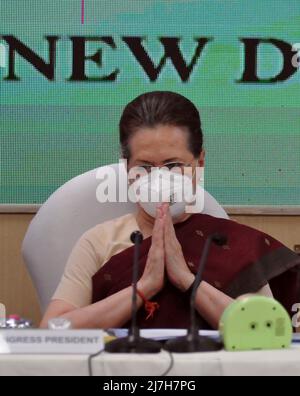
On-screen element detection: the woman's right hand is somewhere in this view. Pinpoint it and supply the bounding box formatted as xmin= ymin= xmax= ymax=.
xmin=138 ymin=205 xmax=165 ymax=299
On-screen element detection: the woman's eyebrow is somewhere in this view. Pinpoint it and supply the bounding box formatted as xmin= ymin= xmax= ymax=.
xmin=134 ymin=158 xmax=182 ymax=165
xmin=134 ymin=160 xmax=154 ymax=165
xmin=162 ymin=158 xmax=182 ymax=163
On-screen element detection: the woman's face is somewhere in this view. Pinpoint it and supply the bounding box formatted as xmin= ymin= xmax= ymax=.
xmin=127 ymin=124 xmax=205 ymax=222
xmin=127 ymin=124 xmax=204 ymax=173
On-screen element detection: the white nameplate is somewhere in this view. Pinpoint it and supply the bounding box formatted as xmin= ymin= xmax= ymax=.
xmin=0 ymin=329 xmax=104 ymax=354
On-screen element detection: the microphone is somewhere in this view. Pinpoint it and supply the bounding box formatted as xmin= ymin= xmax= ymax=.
xmin=105 ymin=231 xmax=161 ymax=353
xmin=164 ymin=233 xmax=227 ymax=353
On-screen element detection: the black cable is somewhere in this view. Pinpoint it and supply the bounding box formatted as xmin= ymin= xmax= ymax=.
xmin=88 ymin=344 xmax=174 ymax=376
xmin=160 ymin=349 xmax=175 ymax=376
xmin=87 ymin=348 xmax=105 ymax=377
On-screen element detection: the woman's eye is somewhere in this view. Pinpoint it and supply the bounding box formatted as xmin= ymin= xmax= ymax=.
xmin=166 ymin=163 xmax=183 ymax=170
xmin=138 ymin=165 xmax=152 ymax=173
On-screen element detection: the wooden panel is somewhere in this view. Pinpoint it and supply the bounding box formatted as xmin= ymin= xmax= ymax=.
xmin=231 ymin=215 xmax=300 ymax=251
xmin=0 ymin=214 xmax=41 ymax=326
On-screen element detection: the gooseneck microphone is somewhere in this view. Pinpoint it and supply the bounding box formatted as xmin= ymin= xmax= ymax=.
xmin=105 ymin=231 xmax=161 ymax=353
xmin=164 ymin=233 xmax=227 ymax=353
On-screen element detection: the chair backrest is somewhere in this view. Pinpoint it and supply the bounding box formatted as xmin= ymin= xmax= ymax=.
xmin=22 ymin=163 xmax=229 ymax=312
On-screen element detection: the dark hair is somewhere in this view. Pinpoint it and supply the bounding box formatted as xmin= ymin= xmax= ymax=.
xmin=119 ymin=91 xmax=203 ymax=159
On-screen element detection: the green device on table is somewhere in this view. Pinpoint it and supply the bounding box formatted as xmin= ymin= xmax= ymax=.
xmin=219 ymin=296 xmax=292 ymax=351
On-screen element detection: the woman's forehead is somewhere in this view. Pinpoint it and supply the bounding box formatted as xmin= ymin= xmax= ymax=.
xmin=129 ymin=125 xmax=190 ymax=158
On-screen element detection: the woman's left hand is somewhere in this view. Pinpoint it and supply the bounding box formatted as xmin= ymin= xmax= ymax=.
xmin=162 ymin=203 xmax=195 ymax=291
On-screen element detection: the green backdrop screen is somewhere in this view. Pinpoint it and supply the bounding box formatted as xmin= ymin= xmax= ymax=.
xmin=1 ymin=0 xmax=300 ymax=205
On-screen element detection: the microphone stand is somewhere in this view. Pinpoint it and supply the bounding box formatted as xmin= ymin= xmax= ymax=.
xmin=164 ymin=233 xmax=227 ymax=353
xmin=105 ymin=231 xmax=161 ymax=353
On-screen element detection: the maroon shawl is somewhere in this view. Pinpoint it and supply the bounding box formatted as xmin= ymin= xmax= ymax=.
xmin=92 ymin=214 xmax=300 ymax=329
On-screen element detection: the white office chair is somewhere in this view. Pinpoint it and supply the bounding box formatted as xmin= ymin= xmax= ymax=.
xmin=22 ymin=163 xmax=229 ymax=312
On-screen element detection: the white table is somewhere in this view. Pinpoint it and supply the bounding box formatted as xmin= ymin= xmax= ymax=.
xmin=0 ymin=346 xmax=300 ymax=376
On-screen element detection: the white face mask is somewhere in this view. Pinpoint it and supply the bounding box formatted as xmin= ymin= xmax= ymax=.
xmin=130 ymin=167 xmax=204 ymax=219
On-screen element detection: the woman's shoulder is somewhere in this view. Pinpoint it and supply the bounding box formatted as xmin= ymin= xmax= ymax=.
xmin=193 ymin=213 xmax=284 ymax=248
xmin=79 ymin=212 xmax=138 ymax=245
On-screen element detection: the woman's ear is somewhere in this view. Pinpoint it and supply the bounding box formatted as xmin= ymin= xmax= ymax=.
xmin=198 ymin=150 xmax=205 ymax=167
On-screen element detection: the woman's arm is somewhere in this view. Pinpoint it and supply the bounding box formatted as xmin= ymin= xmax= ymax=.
xmin=194 ymin=282 xmax=274 ymax=330
xmin=194 ymin=281 xmax=233 ymax=329
xmin=40 ymin=279 xmax=152 ymax=329
xmin=181 ymin=272 xmax=273 ymax=330
xmin=177 ymin=271 xmax=233 ymax=330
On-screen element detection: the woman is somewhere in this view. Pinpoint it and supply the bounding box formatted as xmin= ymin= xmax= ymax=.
xmin=41 ymin=91 xmax=300 ymax=330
